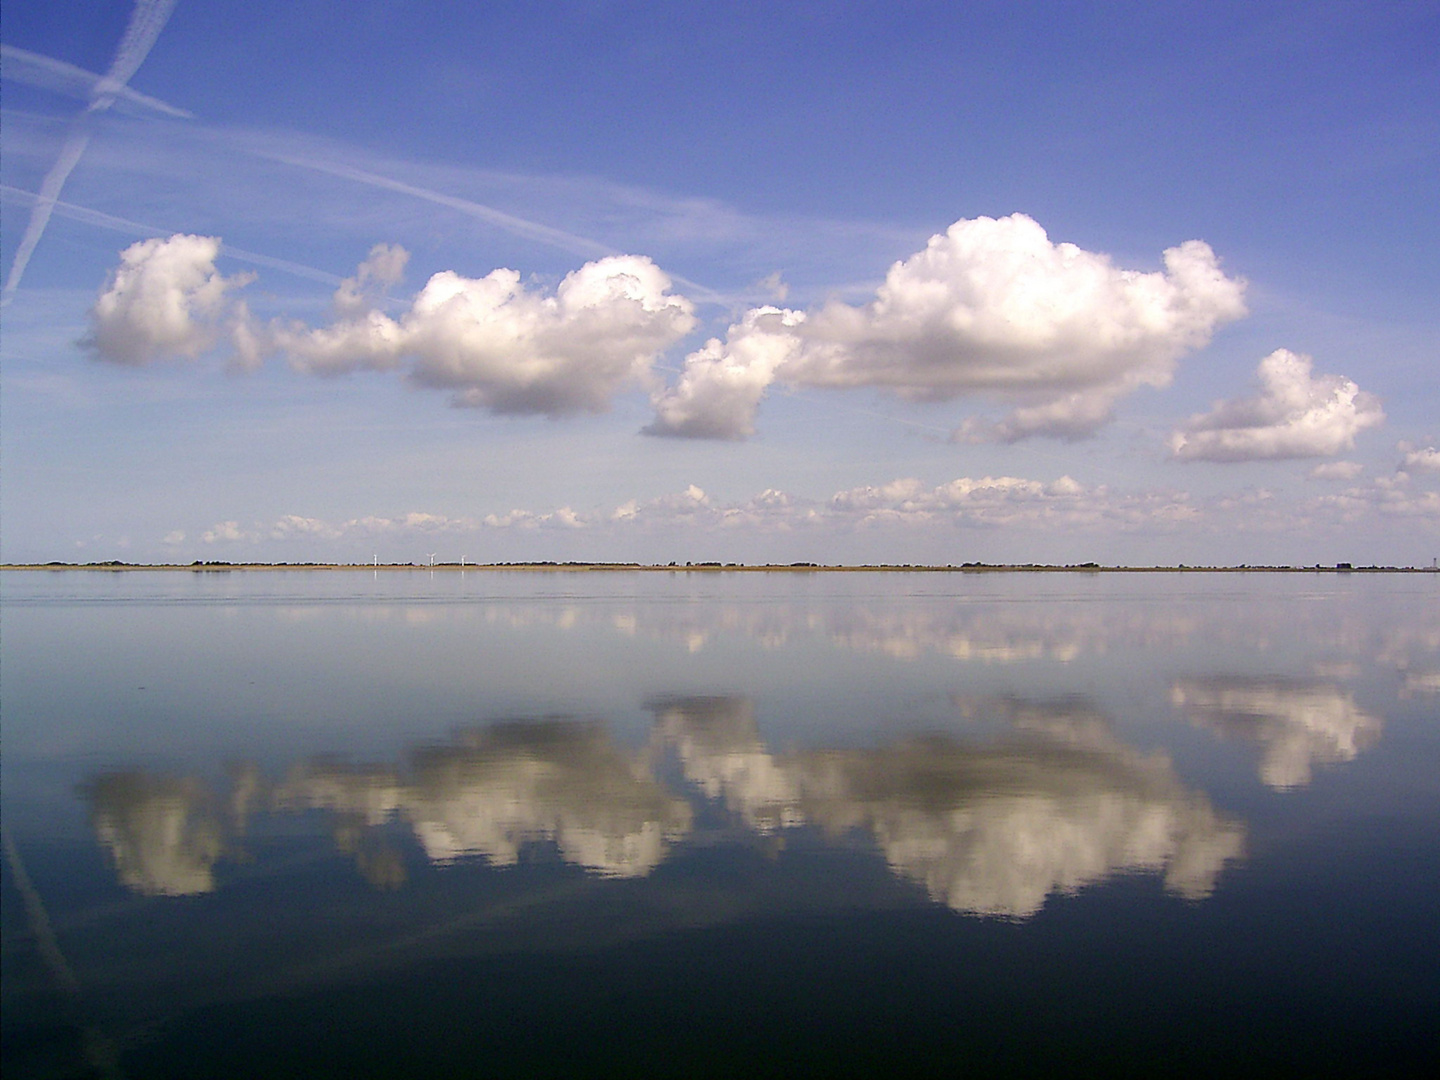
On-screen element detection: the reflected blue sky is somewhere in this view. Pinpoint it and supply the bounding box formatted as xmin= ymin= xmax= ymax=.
xmin=3 ymin=570 xmax=1437 ymax=1076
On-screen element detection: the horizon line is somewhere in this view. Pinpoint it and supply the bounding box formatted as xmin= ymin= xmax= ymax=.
xmin=3 ymin=560 xmax=1434 ymax=574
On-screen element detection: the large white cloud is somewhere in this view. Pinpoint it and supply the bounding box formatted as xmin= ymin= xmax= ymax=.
xmin=90 ymin=220 xmax=1245 ymax=431
xmin=650 ymin=214 xmax=1246 ymax=440
xmin=86 ymin=234 xmax=254 ymax=365
xmin=279 ymin=251 xmax=696 ymax=415
xmin=1170 ymin=349 xmax=1385 ymax=462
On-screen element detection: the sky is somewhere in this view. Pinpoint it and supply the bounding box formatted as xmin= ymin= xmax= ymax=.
xmin=1 ymin=0 xmax=1436 ymax=566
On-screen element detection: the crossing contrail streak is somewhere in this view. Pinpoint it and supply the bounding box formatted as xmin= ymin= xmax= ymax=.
xmin=1 ymin=44 xmax=193 ymax=118
xmin=256 ymin=148 xmax=726 ymax=304
xmin=2 ymin=0 xmax=181 ymax=307
xmin=0 ymin=184 xmax=345 ymax=286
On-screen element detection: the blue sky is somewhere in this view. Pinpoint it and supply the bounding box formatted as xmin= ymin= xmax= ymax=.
xmin=2 ymin=0 xmax=1436 ymax=565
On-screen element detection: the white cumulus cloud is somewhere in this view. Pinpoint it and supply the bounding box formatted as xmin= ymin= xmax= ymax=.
xmin=331 ymin=242 xmax=409 ymax=319
xmin=647 ymin=306 xmax=806 ymax=438
xmin=86 ymin=234 xmax=254 ymax=365
xmin=651 ymin=214 xmax=1246 ymax=440
xmin=1399 ymin=444 xmax=1440 ymax=474
xmin=201 ymin=520 xmax=253 ymax=544
xmin=1170 ymin=349 xmax=1385 ymax=462
xmin=88 ymin=237 xmax=695 ymax=417
xmin=1308 ymin=461 xmax=1365 ymax=481
xmin=827 ymin=474 xmax=1198 ymax=530
xmin=278 ymin=251 xmax=697 ymax=415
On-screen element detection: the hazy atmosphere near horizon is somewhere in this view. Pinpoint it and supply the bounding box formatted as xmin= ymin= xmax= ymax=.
xmin=2 ymin=0 xmax=1436 ymax=567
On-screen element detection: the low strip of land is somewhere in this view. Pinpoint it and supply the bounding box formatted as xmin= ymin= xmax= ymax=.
xmin=2 ymin=561 xmax=1434 ymax=573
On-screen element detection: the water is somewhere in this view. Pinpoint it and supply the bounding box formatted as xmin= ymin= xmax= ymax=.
xmin=2 ymin=569 xmax=1437 ymax=1077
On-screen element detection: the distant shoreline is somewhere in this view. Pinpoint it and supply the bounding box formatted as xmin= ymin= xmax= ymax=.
xmin=3 ymin=561 xmax=1435 ymax=574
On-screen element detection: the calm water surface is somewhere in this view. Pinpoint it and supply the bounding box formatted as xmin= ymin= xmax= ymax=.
xmin=2 ymin=570 xmax=1437 ymax=1077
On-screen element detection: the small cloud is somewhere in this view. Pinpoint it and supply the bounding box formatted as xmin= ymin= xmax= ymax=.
xmin=270 ymin=515 xmax=339 ymax=541
xmin=400 ymin=511 xmax=459 ymax=531
xmin=1399 ymin=444 xmax=1440 ymax=474
xmin=952 ymin=392 xmax=1125 ymax=444
xmin=85 ymin=234 xmax=255 ymax=365
xmin=1170 ymin=349 xmax=1384 ymax=462
xmin=161 ymin=530 xmax=186 ymax=545
xmin=482 ymin=507 xmax=591 ymax=530
xmin=757 ymin=271 xmax=789 ymax=302
xmin=1308 ymin=461 xmax=1364 ymax=481
xmin=201 ymin=520 xmax=251 ymax=544
xmin=646 ymin=307 xmax=806 ymax=439
xmin=331 ymin=243 xmax=408 ymax=319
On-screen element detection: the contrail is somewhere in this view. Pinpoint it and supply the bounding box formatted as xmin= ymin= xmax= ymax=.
xmin=2 ymin=825 xmax=126 ymax=1078
xmin=1 ymin=43 xmax=193 ymax=118
xmin=255 ymin=148 xmax=727 ymax=304
xmin=2 ymin=0 xmax=181 ymax=307
xmin=260 ymin=151 xmax=617 ymax=261
xmin=0 ymin=184 xmax=345 ymax=286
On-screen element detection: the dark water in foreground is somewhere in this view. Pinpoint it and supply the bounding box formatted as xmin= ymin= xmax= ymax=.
xmin=2 ymin=570 xmax=1437 ymax=1077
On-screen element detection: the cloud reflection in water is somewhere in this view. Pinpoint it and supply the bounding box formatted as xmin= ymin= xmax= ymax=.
xmin=82 ymin=773 xmax=224 ymax=896
xmin=83 ymin=700 xmax=1247 ymax=916
xmin=275 ymin=721 xmax=694 ymax=879
xmin=654 ymin=696 xmax=1246 ymax=918
xmin=1171 ymin=678 xmax=1383 ymax=789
